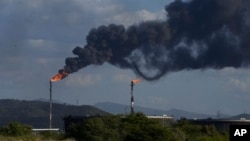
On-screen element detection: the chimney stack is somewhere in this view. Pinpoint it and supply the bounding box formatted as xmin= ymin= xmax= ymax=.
xmin=130 ymin=81 xmax=134 ymax=114
xmin=49 ymin=81 xmax=52 ymax=129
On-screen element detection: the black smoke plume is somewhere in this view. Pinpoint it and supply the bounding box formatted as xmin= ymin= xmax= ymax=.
xmin=59 ymin=0 xmax=250 ymax=81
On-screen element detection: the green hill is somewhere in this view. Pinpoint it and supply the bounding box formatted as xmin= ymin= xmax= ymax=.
xmin=0 ymin=99 xmax=109 ymax=129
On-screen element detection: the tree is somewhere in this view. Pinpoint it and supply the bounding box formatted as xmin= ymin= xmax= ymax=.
xmin=67 ymin=113 xmax=228 ymax=141
xmin=0 ymin=122 xmax=32 ymax=136
xmin=67 ymin=116 xmax=122 ymax=141
xmin=172 ymin=119 xmax=229 ymax=141
xmin=67 ymin=113 xmax=175 ymax=141
xmin=120 ymin=113 xmax=176 ymax=141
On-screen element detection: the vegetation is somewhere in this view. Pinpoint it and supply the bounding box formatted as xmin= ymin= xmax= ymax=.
xmin=0 ymin=122 xmax=72 ymax=141
xmin=67 ymin=113 xmax=229 ymax=141
xmin=0 ymin=99 xmax=109 ymax=129
xmin=0 ymin=113 xmax=229 ymax=141
xmin=0 ymin=121 xmax=32 ymax=137
xmin=171 ymin=119 xmax=228 ymax=141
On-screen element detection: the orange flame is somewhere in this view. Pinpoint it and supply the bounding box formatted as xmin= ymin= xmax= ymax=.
xmin=50 ymin=70 xmax=68 ymax=82
xmin=132 ymin=79 xmax=141 ymax=84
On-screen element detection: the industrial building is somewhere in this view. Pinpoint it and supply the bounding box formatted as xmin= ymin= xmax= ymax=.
xmin=189 ymin=115 xmax=250 ymax=132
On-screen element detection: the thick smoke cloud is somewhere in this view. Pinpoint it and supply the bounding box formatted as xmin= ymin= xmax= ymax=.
xmin=60 ymin=0 xmax=250 ymax=81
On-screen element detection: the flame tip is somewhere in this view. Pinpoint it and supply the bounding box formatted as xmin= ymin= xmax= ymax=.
xmin=50 ymin=70 xmax=69 ymax=82
xmin=131 ymin=78 xmax=141 ymax=84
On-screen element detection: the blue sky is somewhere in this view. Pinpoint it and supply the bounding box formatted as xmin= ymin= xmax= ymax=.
xmin=1 ymin=0 xmax=250 ymax=116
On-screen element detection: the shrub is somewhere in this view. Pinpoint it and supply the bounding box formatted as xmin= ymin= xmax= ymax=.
xmin=0 ymin=122 xmax=32 ymax=137
xmin=39 ymin=130 xmax=65 ymax=140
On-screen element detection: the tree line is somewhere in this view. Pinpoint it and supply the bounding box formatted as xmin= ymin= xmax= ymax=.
xmin=66 ymin=113 xmax=229 ymax=141
xmin=0 ymin=113 xmax=229 ymax=141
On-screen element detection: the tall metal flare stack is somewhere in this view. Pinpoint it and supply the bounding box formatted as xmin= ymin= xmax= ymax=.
xmin=49 ymin=71 xmax=68 ymax=129
xmin=49 ymin=81 xmax=52 ymax=129
xmin=130 ymin=81 xmax=135 ymax=114
xmin=130 ymin=79 xmax=141 ymax=114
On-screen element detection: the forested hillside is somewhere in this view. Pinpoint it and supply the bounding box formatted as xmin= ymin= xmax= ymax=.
xmin=0 ymin=99 xmax=109 ymax=129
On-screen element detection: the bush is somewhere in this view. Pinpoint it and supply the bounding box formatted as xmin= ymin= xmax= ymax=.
xmin=0 ymin=122 xmax=32 ymax=137
xmin=66 ymin=113 xmax=229 ymax=141
xmin=67 ymin=113 xmax=177 ymax=141
xmin=39 ymin=130 xmax=65 ymax=140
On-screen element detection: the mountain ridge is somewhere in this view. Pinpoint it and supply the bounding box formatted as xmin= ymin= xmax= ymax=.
xmin=94 ymin=102 xmax=228 ymax=119
xmin=0 ymin=99 xmax=109 ymax=129
xmin=1 ymin=99 xmax=247 ymax=130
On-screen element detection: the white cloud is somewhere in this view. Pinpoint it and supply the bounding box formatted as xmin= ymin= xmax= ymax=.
xmin=36 ymin=58 xmax=49 ymax=65
xmin=226 ymin=78 xmax=250 ymax=92
xmin=27 ymin=39 xmax=45 ymax=47
xmin=64 ymin=73 xmax=102 ymax=87
xmin=148 ymin=96 xmax=168 ymax=106
xmin=105 ymin=9 xmax=166 ymax=26
xmin=112 ymin=73 xmax=132 ymax=83
xmin=218 ymin=67 xmax=250 ymax=75
xmin=74 ymin=0 xmax=123 ymax=16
